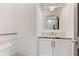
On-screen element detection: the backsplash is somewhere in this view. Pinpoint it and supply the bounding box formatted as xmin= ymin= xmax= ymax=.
xmin=40 ymin=31 xmax=65 ymax=37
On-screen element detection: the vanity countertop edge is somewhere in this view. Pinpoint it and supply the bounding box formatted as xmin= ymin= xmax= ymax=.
xmin=38 ymin=36 xmax=73 ymax=40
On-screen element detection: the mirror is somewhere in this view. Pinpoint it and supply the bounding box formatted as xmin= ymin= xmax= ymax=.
xmin=44 ymin=15 xmax=59 ymax=30
xmin=41 ymin=3 xmax=64 ymax=30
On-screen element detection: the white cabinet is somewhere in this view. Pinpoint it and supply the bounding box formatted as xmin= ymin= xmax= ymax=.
xmin=38 ymin=39 xmax=53 ymax=56
xmin=54 ymin=39 xmax=72 ymax=56
xmin=38 ymin=38 xmax=73 ymax=56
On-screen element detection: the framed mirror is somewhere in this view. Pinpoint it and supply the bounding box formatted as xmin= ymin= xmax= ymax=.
xmin=39 ymin=3 xmax=65 ymax=31
xmin=44 ymin=15 xmax=59 ymax=30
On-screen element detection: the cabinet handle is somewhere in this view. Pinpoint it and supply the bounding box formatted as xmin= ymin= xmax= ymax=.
xmin=51 ymin=41 xmax=55 ymax=47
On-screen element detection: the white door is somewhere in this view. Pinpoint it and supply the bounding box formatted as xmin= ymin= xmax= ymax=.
xmin=54 ymin=39 xmax=72 ymax=56
xmin=38 ymin=39 xmax=54 ymax=56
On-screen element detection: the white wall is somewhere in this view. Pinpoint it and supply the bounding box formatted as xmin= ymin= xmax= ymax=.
xmin=59 ymin=4 xmax=75 ymax=55
xmin=0 ymin=4 xmax=17 ymax=55
xmin=0 ymin=3 xmax=37 ymax=56
xmin=0 ymin=3 xmax=16 ymax=33
xmin=60 ymin=3 xmax=75 ymax=38
xmin=16 ymin=4 xmax=37 ymax=56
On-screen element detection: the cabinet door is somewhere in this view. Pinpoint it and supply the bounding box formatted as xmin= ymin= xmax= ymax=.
xmin=54 ymin=39 xmax=72 ymax=56
xmin=38 ymin=39 xmax=54 ymax=56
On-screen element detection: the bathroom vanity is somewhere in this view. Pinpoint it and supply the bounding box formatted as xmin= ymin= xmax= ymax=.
xmin=37 ymin=37 xmax=73 ymax=56
xmin=36 ymin=3 xmax=76 ymax=56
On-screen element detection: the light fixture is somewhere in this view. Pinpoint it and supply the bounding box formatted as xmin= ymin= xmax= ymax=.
xmin=49 ymin=8 xmax=55 ymax=11
xmin=48 ymin=20 xmax=52 ymax=23
xmin=49 ymin=6 xmax=56 ymax=11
